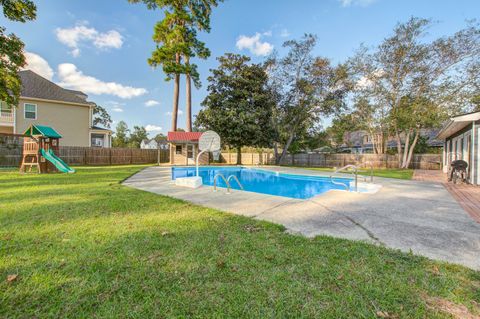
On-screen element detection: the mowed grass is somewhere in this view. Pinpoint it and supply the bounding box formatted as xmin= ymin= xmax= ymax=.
xmin=296 ymin=167 xmax=415 ymax=180
xmin=1 ymin=166 xmax=479 ymax=318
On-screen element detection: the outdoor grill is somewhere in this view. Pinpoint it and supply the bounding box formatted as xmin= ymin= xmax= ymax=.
xmin=449 ymin=160 xmax=468 ymax=183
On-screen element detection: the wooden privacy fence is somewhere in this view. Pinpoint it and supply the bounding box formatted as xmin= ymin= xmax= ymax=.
xmin=58 ymin=146 xmax=169 ymax=166
xmin=275 ymin=153 xmax=442 ymax=170
xmin=0 ymin=139 xmax=169 ymax=167
xmin=217 ymin=152 xmax=275 ymax=166
xmin=1 ymin=133 xmax=441 ymax=169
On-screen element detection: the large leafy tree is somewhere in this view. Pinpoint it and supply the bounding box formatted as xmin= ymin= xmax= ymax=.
xmin=0 ymin=0 xmax=36 ymax=106
xmin=267 ymin=34 xmax=351 ymax=164
xmin=195 ymin=54 xmax=276 ymax=164
xmin=350 ymin=18 xmax=480 ymax=168
xmin=92 ymin=104 xmax=112 ymax=128
xmin=128 ymin=126 xmax=148 ymax=148
xmin=112 ymin=121 xmax=130 ymax=148
xmin=129 ymin=0 xmax=220 ymax=132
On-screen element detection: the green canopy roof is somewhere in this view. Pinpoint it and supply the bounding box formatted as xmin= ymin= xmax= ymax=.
xmin=23 ymin=125 xmax=62 ymax=138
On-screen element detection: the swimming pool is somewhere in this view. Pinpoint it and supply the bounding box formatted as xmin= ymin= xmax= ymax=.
xmin=171 ymin=166 xmax=352 ymax=199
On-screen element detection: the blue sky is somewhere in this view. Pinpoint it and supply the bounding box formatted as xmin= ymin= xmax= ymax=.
xmin=2 ymin=0 xmax=479 ymax=136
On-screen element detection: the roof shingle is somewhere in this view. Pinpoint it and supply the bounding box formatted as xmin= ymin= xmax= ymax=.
xmin=19 ymin=70 xmax=90 ymax=105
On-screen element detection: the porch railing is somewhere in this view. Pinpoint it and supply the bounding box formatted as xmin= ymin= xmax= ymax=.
xmin=0 ymin=111 xmax=14 ymax=124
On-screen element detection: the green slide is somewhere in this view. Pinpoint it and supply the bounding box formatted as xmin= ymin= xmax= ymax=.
xmin=41 ymin=148 xmax=75 ymax=173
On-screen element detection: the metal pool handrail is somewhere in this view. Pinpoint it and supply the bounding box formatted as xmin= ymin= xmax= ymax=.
xmin=227 ymin=175 xmax=244 ymax=190
xmin=213 ymin=173 xmax=231 ymax=193
xmin=330 ymin=164 xmax=358 ymax=191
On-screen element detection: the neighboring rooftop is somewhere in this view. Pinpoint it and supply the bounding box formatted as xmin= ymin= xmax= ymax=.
xmin=19 ymin=70 xmax=90 ymax=105
xmin=167 ymin=131 xmax=203 ymax=142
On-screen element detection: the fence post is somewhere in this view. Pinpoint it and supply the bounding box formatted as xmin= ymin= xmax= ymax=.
xmin=130 ymin=148 xmax=133 ymax=164
xmin=109 ymin=148 xmax=112 ymax=165
xmin=84 ymin=148 xmax=87 ymax=165
xmin=157 ymin=148 xmax=160 ymax=166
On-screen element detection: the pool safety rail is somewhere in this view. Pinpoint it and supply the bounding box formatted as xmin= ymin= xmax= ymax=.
xmin=213 ymin=173 xmax=244 ymax=193
xmin=330 ymin=163 xmax=374 ymax=192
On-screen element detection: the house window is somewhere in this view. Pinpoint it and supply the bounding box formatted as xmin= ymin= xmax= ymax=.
xmin=91 ymin=134 xmax=105 ymax=147
xmin=24 ymin=103 xmax=37 ymax=119
xmin=187 ymin=145 xmax=193 ymax=159
xmin=175 ymin=145 xmax=182 ymax=154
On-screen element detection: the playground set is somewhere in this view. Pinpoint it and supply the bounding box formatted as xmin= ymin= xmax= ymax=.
xmin=20 ymin=124 xmax=75 ymax=174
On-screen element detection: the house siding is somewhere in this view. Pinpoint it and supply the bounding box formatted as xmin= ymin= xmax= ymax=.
xmin=169 ymin=142 xmax=208 ymax=165
xmin=16 ymin=98 xmax=91 ymax=147
xmin=444 ymin=120 xmax=480 ymax=185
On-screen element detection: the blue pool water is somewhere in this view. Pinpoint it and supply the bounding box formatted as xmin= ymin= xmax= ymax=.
xmin=171 ymin=166 xmax=352 ymax=199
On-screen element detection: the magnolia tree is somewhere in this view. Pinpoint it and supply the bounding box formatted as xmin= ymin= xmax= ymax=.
xmin=349 ymin=17 xmax=480 ymax=168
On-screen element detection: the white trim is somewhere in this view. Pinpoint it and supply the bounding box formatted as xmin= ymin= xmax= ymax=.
xmin=20 ymin=96 xmax=91 ymax=107
xmin=24 ymin=103 xmax=37 ymax=120
xmin=472 ymin=121 xmax=476 ymax=183
xmin=13 ymin=107 xmax=16 ymax=133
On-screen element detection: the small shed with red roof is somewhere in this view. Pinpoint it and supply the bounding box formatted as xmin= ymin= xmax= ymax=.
xmin=167 ymin=131 xmax=208 ymax=165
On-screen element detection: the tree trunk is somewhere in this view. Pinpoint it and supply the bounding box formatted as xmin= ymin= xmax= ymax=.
xmin=236 ymin=146 xmax=242 ymax=165
xmin=403 ymin=130 xmax=419 ymax=169
xmin=185 ymin=56 xmax=192 ymax=132
xmin=273 ymin=142 xmax=279 ymax=165
xmin=395 ymin=131 xmax=403 ymax=168
xmin=402 ymin=130 xmax=411 ymax=167
xmin=171 ymin=53 xmax=181 ymax=132
xmin=278 ymin=133 xmax=295 ymax=165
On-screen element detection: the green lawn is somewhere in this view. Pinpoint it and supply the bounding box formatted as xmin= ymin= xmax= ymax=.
xmin=1 ymin=166 xmax=478 ymax=318
xmin=294 ymin=167 xmax=415 ymax=180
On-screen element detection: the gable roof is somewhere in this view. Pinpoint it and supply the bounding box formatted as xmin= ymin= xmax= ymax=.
xmin=167 ymin=131 xmax=203 ymax=142
xmin=437 ymin=111 xmax=480 ymax=139
xmin=24 ymin=124 xmax=62 ymax=138
xmin=19 ymin=70 xmax=91 ymax=106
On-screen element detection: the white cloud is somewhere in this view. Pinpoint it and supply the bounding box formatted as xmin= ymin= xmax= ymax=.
xmin=112 ymin=107 xmax=124 ymax=112
xmin=262 ymin=30 xmax=272 ymax=37
xmin=338 ymin=0 xmax=377 ymax=7
xmin=145 ymin=124 xmax=162 ymax=132
xmin=165 ymin=110 xmax=184 ymax=116
xmin=280 ymin=28 xmax=291 ymax=38
xmin=55 ymin=21 xmax=123 ymax=57
xmin=57 ymin=63 xmax=147 ymax=99
xmin=23 ymin=52 xmax=54 ymax=80
xmin=236 ymin=33 xmax=273 ymax=56
xmin=145 ymin=99 xmax=160 ymax=107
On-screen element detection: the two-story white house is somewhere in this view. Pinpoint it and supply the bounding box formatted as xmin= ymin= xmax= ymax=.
xmin=0 ymin=70 xmax=112 ymax=147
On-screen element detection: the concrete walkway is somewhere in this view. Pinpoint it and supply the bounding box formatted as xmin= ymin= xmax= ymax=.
xmin=123 ymin=166 xmax=480 ymax=270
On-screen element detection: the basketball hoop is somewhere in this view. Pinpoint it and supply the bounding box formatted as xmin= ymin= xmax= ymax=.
xmin=212 ymin=150 xmax=221 ymax=161
xmin=196 ymin=131 xmax=221 ymax=176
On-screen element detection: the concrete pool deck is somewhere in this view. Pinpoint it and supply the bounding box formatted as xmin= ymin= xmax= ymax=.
xmin=123 ymin=166 xmax=480 ymax=270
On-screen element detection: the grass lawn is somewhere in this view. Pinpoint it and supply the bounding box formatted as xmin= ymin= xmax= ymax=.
xmin=294 ymin=167 xmax=415 ymax=180
xmin=1 ymin=166 xmax=478 ymax=318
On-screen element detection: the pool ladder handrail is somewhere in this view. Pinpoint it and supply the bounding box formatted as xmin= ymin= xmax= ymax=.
xmin=330 ymin=164 xmax=358 ymax=192
xmin=213 ymin=173 xmax=231 ymax=193
xmin=227 ymin=175 xmax=244 ymax=190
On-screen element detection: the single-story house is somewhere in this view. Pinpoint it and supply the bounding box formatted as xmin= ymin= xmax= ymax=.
xmin=0 ymin=70 xmax=112 ymax=147
xmin=140 ymin=138 xmax=169 ymax=150
xmin=167 ymin=131 xmax=209 ymax=165
xmin=338 ymin=129 xmax=443 ymax=154
xmin=437 ymin=111 xmax=480 ymax=185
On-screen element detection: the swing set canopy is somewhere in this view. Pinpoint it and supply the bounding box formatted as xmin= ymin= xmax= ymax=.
xmin=23 ymin=124 xmax=62 ymax=139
